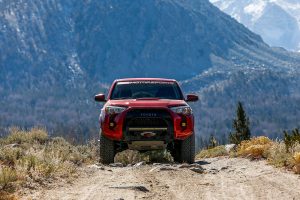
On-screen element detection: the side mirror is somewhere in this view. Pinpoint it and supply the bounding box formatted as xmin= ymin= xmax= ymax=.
xmin=186 ymin=94 xmax=199 ymax=102
xmin=95 ymin=94 xmax=106 ymax=102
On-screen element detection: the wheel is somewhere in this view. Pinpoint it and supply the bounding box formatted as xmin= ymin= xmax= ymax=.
xmin=99 ymin=134 xmax=115 ymax=164
xmin=173 ymin=134 xmax=195 ymax=164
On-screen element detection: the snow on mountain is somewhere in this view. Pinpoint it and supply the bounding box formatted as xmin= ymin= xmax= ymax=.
xmin=1 ymin=0 xmax=300 ymax=142
xmin=210 ymin=0 xmax=300 ymax=51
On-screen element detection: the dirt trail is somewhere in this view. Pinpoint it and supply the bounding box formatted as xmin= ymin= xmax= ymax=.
xmin=22 ymin=157 xmax=300 ymax=200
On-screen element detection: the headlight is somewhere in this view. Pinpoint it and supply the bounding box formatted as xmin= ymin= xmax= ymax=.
xmin=105 ymin=106 xmax=126 ymax=115
xmin=170 ymin=106 xmax=192 ymax=115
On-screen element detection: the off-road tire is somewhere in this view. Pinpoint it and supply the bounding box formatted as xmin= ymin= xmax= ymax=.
xmin=99 ymin=134 xmax=115 ymax=164
xmin=174 ymin=134 xmax=195 ymax=163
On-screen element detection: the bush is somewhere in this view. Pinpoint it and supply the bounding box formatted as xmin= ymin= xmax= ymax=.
xmin=266 ymin=142 xmax=293 ymax=167
xmin=0 ymin=147 xmax=24 ymax=167
xmin=196 ymin=146 xmax=228 ymax=159
xmin=1 ymin=127 xmax=48 ymax=145
xmin=143 ymin=150 xmax=173 ymax=163
xmin=114 ymin=150 xmax=143 ymax=165
xmin=237 ymin=136 xmax=273 ymax=158
xmin=0 ymin=191 xmax=17 ymax=200
xmin=0 ymin=128 xmax=98 ymax=195
xmin=292 ymin=152 xmax=300 ymax=174
xmin=0 ymin=167 xmax=17 ymax=190
xmin=283 ymin=128 xmax=300 ymax=152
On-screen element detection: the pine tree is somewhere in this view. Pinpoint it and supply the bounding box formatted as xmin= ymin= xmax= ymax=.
xmin=229 ymin=102 xmax=251 ymax=144
xmin=208 ymin=134 xmax=218 ymax=149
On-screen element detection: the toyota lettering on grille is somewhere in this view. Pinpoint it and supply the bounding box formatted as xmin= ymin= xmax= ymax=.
xmin=140 ymin=113 xmax=157 ymax=117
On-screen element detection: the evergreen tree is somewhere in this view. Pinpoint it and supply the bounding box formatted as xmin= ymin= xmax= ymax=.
xmin=229 ymin=102 xmax=251 ymax=144
xmin=208 ymin=134 xmax=218 ymax=149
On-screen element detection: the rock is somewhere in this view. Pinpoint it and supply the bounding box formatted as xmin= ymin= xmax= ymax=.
xmin=225 ymin=144 xmax=237 ymax=153
xmin=109 ymin=185 xmax=149 ymax=192
xmin=189 ymin=163 xmax=202 ymax=168
xmin=89 ymin=164 xmax=105 ymax=170
xmin=177 ymin=164 xmax=191 ymax=168
xmin=134 ymin=161 xmax=146 ymax=167
xmin=109 ymin=163 xmax=124 ymax=167
xmin=221 ymin=166 xmax=228 ymax=170
xmin=159 ymin=166 xmax=177 ymax=171
xmin=4 ymin=143 xmax=20 ymax=148
xmin=153 ymin=163 xmax=162 ymax=166
xmin=149 ymin=166 xmax=160 ymax=172
xmin=190 ymin=167 xmax=205 ymax=174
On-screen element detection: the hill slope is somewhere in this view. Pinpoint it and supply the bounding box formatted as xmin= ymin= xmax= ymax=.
xmin=0 ymin=0 xmax=300 ymax=144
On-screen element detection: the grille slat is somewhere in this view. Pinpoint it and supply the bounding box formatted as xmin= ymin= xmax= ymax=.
xmin=123 ymin=109 xmax=173 ymax=141
xmin=127 ymin=117 xmax=167 ymax=128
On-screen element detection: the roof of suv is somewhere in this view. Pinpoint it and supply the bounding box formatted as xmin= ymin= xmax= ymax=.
xmin=116 ymin=78 xmax=177 ymax=82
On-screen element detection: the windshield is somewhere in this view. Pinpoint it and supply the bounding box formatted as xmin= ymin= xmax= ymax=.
xmin=110 ymin=81 xmax=183 ymax=100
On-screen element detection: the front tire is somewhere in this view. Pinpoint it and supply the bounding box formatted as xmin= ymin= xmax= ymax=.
xmin=100 ymin=134 xmax=115 ymax=164
xmin=173 ymin=134 xmax=195 ymax=164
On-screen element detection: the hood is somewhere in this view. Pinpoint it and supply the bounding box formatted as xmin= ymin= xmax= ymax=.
xmin=107 ymin=99 xmax=187 ymax=108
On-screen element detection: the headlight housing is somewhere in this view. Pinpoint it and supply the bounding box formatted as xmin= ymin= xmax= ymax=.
xmin=170 ymin=106 xmax=192 ymax=115
xmin=105 ymin=106 xmax=126 ymax=115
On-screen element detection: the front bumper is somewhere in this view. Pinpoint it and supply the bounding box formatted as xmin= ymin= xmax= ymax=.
xmin=100 ymin=107 xmax=194 ymax=141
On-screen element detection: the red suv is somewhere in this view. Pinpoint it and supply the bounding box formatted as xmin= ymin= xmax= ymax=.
xmin=95 ymin=78 xmax=198 ymax=164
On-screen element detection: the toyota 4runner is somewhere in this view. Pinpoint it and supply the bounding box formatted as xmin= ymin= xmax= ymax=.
xmin=95 ymin=78 xmax=198 ymax=164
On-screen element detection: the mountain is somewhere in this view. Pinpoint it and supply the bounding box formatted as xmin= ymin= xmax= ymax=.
xmin=210 ymin=0 xmax=300 ymax=51
xmin=0 ymin=0 xmax=300 ymax=146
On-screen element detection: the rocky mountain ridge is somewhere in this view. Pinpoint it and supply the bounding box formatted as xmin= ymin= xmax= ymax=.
xmin=0 ymin=0 xmax=299 ymax=145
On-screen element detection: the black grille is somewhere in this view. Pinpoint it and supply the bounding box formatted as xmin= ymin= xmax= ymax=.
xmin=124 ymin=109 xmax=173 ymax=141
xmin=127 ymin=117 xmax=167 ymax=127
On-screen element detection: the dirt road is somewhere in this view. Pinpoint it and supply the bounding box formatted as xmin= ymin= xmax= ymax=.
xmin=23 ymin=157 xmax=300 ymax=200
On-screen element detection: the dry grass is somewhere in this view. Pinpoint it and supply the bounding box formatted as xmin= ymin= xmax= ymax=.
xmin=266 ymin=142 xmax=293 ymax=167
xmin=0 ymin=167 xmax=17 ymax=190
xmin=196 ymin=136 xmax=300 ymax=175
xmin=0 ymin=128 xmax=97 ymax=194
xmin=237 ymin=136 xmax=273 ymax=158
xmin=292 ymin=152 xmax=300 ymax=174
xmin=196 ymin=146 xmax=228 ymax=159
xmin=236 ymin=136 xmax=300 ymax=174
xmin=0 ymin=191 xmax=18 ymax=200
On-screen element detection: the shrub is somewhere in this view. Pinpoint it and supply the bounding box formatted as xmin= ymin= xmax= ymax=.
xmin=0 ymin=191 xmax=17 ymax=200
xmin=196 ymin=146 xmax=228 ymax=159
xmin=0 ymin=147 xmax=24 ymax=167
xmin=2 ymin=127 xmax=48 ymax=145
xmin=292 ymin=152 xmax=300 ymax=174
xmin=237 ymin=136 xmax=273 ymax=158
xmin=142 ymin=150 xmax=173 ymax=163
xmin=266 ymin=142 xmax=293 ymax=167
xmin=114 ymin=150 xmax=144 ymax=165
xmin=283 ymin=128 xmax=300 ymax=152
xmin=0 ymin=167 xmax=17 ymax=190
xmin=0 ymin=127 xmax=98 ymax=195
xmin=3 ymin=127 xmax=27 ymax=145
xmin=27 ymin=128 xmax=48 ymax=144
